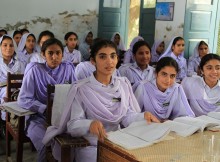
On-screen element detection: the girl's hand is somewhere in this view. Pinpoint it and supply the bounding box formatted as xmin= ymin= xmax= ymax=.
xmin=89 ymin=120 xmax=107 ymax=142
xmin=144 ymin=112 xmax=160 ymax=124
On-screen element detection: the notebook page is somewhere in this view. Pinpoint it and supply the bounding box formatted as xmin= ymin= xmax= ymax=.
xmin=164 ymin=120 xmax=199 ymax=137
xmin=107 ymin=131 xmax=152 ymax=150
xmin=120 ymin=121 xmax=171 ymax=143
xmin=207 ymin=112 xmax=220 ymax=120
xmin=173 ymin=116 xmax=218 ymax=132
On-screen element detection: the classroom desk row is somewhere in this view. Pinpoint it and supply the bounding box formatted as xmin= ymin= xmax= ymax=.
xmin=97 ymin=131 xmax=220 ymax=162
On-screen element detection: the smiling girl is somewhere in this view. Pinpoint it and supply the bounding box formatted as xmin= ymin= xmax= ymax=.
xmin=182 ymin=54 xmax=220 ymax=116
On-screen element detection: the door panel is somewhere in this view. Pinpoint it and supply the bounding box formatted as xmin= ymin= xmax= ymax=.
xmin=183 ymin=0 xmax=220 ymax=58
xmin=139 ymin=0 xmax=156 ymax=46
xmin=98 ymin=0 xmax=129 ymax=44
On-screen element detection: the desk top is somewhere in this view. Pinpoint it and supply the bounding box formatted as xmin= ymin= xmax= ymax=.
xmin=99 ymin=131 xmax=220 ymax=162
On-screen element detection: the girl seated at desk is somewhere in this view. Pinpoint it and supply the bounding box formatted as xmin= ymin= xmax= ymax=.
xmin=119 ymin=40 xmax=155 ymax=86
xmin=42 ymin=39 xmax=160 ymax=162
xmin=182 ymin=54 xmax=220 ymax=116
xmin=18 ymin=38 xmax=76 ymax=162
xmin=134 ymin=57 xmax=195 ymax=121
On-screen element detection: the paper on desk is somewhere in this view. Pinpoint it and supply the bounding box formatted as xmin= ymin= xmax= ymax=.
xmin=2 ymin=101 xmax=35 ymax=116
xmin=164 ymin=120 xmax=199 ymax=137
xmin=207 ymin=112 xmax=220 ymax=120
xmin=108 ymin=131 xmax=153 ymax=150
xmin=107 ymin=121 xmax=171 ymax=150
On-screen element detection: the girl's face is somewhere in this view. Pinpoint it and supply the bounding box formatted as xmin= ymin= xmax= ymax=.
xmin=156 ymin=66 xmax=177 ymax=92
xmin=202 ymin=59 xmax=220 ymax=87
xmin=198 ymin=44 xmax=208 ymax=58
xmin=156 ymin=42 xmax=165 ymax=55
xmin=39 ymin=35 xmax=51 ymax=47
xmin=25 ymin=35 xmax=36 ymax=51
xmin=85 ymin=33 xmax=93 ymax=45
xmin=134 ymin=45 xmax=151 ymax=67
xmin=66 ymin=34 xmax=77 ymax=49
xmin=114 ymin=34 xmax=120 ymax=45
xmin=13 ymin=33 xmax=22 ymax=46
xmin=91 ymin=46 xmax=118 ymax=77
xmin=1 ymin=38 xmax=15 ymax=58
xmin=43 ymin=44 xmax=63 ymax=69
xmin=172 ymin=40 xmax=185 ymax=56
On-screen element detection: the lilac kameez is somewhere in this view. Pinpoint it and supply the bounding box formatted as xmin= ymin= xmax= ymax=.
xmin=63 ymin=46 xmax=82 ymax=64
xmin=119 ymin=62 xmax=155 ymax=85
xmin=159 ymin=37 xmax=187 ymax=81
xmin=181 ymin=76 xmax=220 ymax=116
xmin=42 ymin=75 xmax=144 ymax=162
xmin=17 ymin=61 xmax=76 ymax=162
xmin=134 ymin=79 xmax=195 ymax=120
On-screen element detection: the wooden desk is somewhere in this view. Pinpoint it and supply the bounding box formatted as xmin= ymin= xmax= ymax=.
xmin=97 ymin=131 xmax=220 ymax=162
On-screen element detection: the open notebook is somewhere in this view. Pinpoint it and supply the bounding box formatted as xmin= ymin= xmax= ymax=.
xmin=164 ymin=115 xmax=220 ymax=137
xmin=107 ymin=121 xmax=171 ymax=150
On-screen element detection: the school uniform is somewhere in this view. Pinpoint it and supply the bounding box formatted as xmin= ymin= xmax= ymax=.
xmin=181 ymin=76 xmax=220 ymax=116
xmin=151 ymin=40 xmax=163 ymax=63
xmin=29 ymin=52 xmax=45 ymax=63
xmin=123 ymin=36 xmax=144 ymax=64
xmin=187 ymin=42 xmax=210 ymax=76
xmin=134 ymin=79 xmax=195 ymax=120
xmin=17 ymin=61 xmax=76 ymax=162
xmin=63 ymin=46 xmax=81 ymax=63
xmin=42 ymin=74 xmax=144 ymax=162
xmin=78 ymin=31 xmax=92 ymax=61
xmin=0 ymin=35 xmax=24 ymax=120
xmin=110 ymin=32 xmax=126 ymax=51
xmin=16 ymin=33 xmax=38 ymax=67
xmin=159 ymin=37 xmax=187 ymax=81
xmin=119 ymin=62 xmax=155 ymax=85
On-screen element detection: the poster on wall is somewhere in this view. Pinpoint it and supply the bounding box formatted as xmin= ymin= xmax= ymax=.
xmin=155 ymin=2 xmax=175 ymax=21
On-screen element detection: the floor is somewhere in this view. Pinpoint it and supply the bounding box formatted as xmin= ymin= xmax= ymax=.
xmin=0 ymin=137 xmax=37 ymax=162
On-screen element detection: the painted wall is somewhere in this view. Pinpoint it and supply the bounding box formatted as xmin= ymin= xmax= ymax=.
xmin=155 ymin=0 xmax=186 ymax=48
xmin=0 ymin=0 xmax=186 ymax=47
xmin=0 ymin=0 xmax=99 ymax=43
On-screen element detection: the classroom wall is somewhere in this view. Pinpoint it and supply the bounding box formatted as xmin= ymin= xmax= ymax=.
xmin=0 ymin=0 xmax=99 ymax=43
xmin=0 ymin=0 xmax=186 ymax=46
xmin=155 ymin=0 xmax=186 ymax=48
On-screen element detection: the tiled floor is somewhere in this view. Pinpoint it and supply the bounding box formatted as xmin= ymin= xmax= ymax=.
xmin=0 ymin=137 xmax=37 ymax=162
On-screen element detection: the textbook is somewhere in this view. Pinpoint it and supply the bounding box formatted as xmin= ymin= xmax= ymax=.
xmin=164 ymin=116 xmax=219 ymax=137
xmin=207 ymin=112 xmax=220 ymax=120
xmin=107 ymin=121 xmax=171 ymax=150
xmin=2 ymin=101 xmax=35 ymax=116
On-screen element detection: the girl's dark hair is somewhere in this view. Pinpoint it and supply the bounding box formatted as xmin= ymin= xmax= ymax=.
xmin=20 ymin=28 xmax=29 ymax=35
xmin=28 ymin=33 xmax=36 ymax=41
xmin=64 ymin=32 xmax=78 ymax=49
xmin=90 ymin=39 xmax=118 ymax=60
xmin=0 ymin=29 xmax=7 ymax=34
xmin=198 ymin=40 xmax=208 ymax=48
xmin=172 ymin=36 xmax=184 ymax=46
xmin=41 ymin=38 xmax=64 ymax=55
xmin=1 ymin=35 xmax=12 ymax=44
xmin=132 ymin=40 xmax=151 ymax=55
xmin=64 ymin=32 xmax=78 ymax=41
xmin=13 ymin=30 xmax=22 ymax=37
xmin=156 ymin=57 xmax=179 ymax=74
xmin=200 ymin=53 xmax=220 ymax=70
xmin=37 ymin=30 xmax=54 ymax=44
